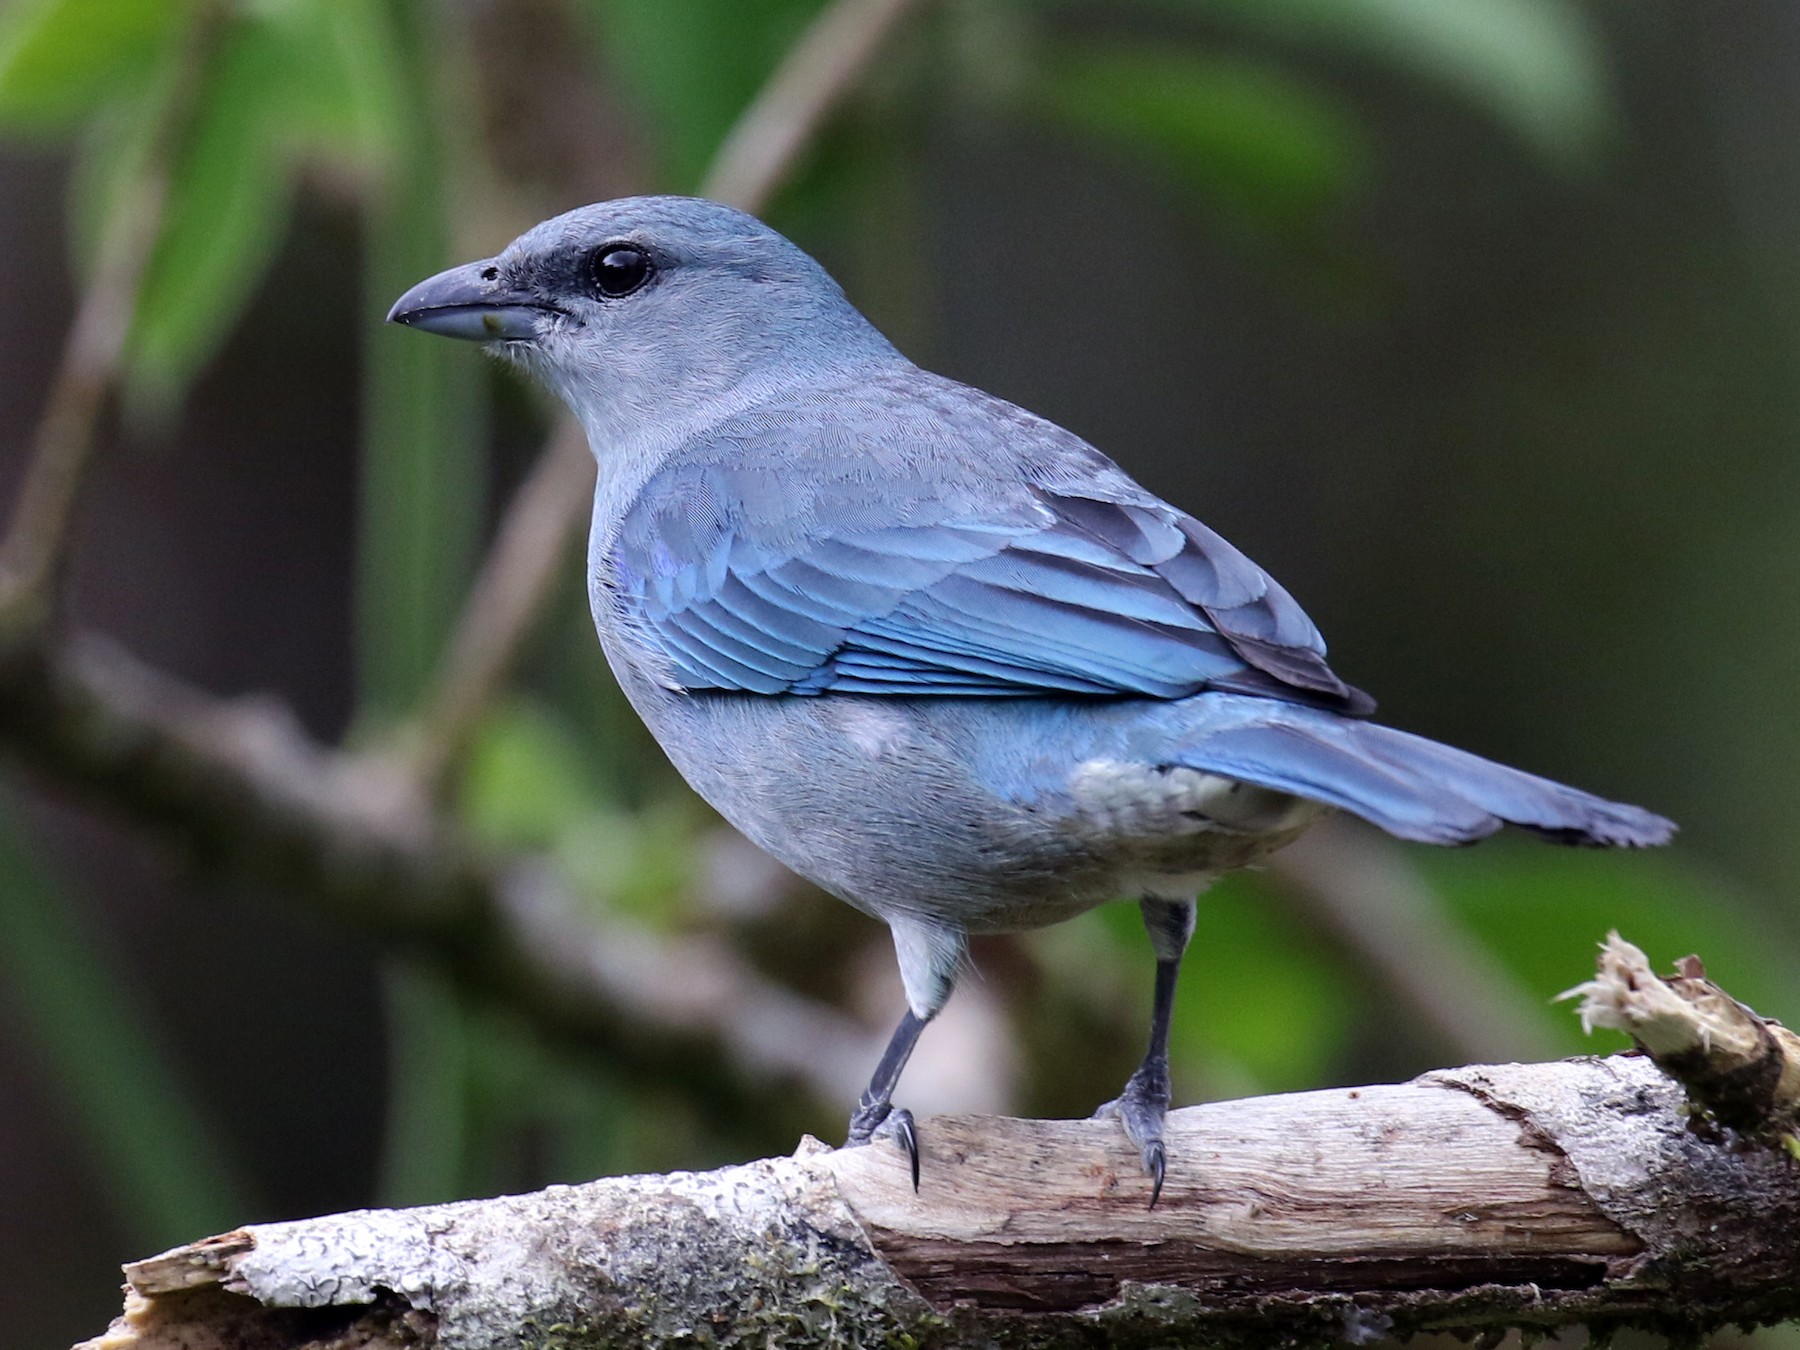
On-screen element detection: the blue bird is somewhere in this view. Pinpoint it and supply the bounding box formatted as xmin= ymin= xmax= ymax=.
xmin=390 ymin=197 xmax=1674 ymax=1203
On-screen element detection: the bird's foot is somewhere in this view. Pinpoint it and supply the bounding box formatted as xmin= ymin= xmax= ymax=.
xmin=846 ymin=1098 xmax=920 ymax=1191
xmin=1094 ymin=1063 xmax=1171 ymax=1207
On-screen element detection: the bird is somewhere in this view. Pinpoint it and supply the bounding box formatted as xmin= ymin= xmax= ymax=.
xmin=389 ymin=196 xmax=1675 ymax=1205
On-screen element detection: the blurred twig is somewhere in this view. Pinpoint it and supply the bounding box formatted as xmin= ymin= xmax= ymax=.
xmin=0 ymin=6 xmax=228 ymax=625
xmin=1267 ymin=819 xmax=1563 ymax=1064
xmin=0 ymin=633 xmax=873 ymax=1124
xmin=703 ymin=0 xmax=928 ymax=213
xmin=405 ymin=419 xmax=593 ymax=792
xmin=403 ymin=0 xmax=934 ymax=795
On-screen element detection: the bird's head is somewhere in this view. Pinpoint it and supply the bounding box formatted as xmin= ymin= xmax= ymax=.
xmin=388 ymin=196 xmax=898 ymax=442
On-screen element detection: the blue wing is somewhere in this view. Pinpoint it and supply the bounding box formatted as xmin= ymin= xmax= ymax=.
xmin=602 ymin=395 xmax=1372 ymax=713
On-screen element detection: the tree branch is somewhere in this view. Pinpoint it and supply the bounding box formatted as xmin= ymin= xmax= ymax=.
xmin=400 ymin=418 xmax=594 ymax=794
xmin=1564 ymin=931 xmax=1800 ymax=1145
xmin=0 ymin=632 xmax=873 ymax=1129
xmin=75 ymin=1055 xmax=1800 ymax=1350
xmin=701 ymin=0 xmax=931 ymax=214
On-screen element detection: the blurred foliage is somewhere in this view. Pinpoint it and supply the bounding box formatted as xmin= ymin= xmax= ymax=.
xmin=1194 ymin=0 xmax=1613 ymax=172
xmin=0 ymin=4 xmax=1786 ymax=1346
xmin=0 ymin=0 xmax=176 ymax=130
xmin=1423 ymin=843 xmax=1798 ymax=1047
xmin=0 ymin=0 xmax=406 ymax=410
xmin=0 ymin=791 xmax=250 ymax=1247
xmin=461 ymin=699 xmax=707 ymax=925
xmin=355 ymin=0 xmax=481 ymax=716
xmin=1082 ymin=878 xmax=1361 ymax=1096
xmin=123 ymin=0 xmax=402 ymax=411
xmin=575 ymin=0 xmax=827 ymax=190
xmin=1033 ymin=44 xmax=1368 ymax=245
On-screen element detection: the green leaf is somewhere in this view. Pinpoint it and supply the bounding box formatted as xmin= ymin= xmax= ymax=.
xmin=355 ymin=0 xmax=484 ymax=716
xmin=1199 ymin=0 xmax=1613 ymax=173
xmin=124 ymin=17 xmax=292 ymax=411
xmin=0 ymin=784 xmax=251 ymax=1245
xmin=0 ymin=0 xmax=181 ymax=131
xmin=259 ymin=0 xmax=405 ymax=171
xmin=574 ymin=0 xmax=828 ymax=189
xmin=47 ymin=0 xmax=408 ymax=412
xmin=122 ymin=1 xmax=408 ymax=410
xmin=1033 ymin=44 xmax=1366 ymax=239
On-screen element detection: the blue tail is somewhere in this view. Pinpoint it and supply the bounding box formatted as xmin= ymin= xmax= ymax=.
xmin=1173 ymin=703 xmax=1674 ymax=848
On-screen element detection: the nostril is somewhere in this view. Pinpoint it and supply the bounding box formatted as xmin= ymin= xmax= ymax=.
xmin=480 ymin=266 xmax=498 ymax=281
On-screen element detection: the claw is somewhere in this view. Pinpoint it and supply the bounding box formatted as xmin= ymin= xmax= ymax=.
xmin=1144 ymin=1139 xmax=1166 ymax=1209
xmin=1108 ymin=911 xmax=1189 ymax=1208
xmin=845 ymin=1007 xmax=930 ymax=1179
xmin=1097 ymin=1064 xmax=1172 ymax=1205
xmin=847 ymin=1100 xmax=923 ymax=1190
xmin=889 ymin=1108 xmax=920 ymax=1191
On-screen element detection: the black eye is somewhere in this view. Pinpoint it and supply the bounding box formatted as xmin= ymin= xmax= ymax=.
xmin=591 ymin=244 xmax=653 ymax=298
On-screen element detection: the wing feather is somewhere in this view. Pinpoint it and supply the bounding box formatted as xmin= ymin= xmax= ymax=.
xmin=604 ymin=399 xmax=1371 ymax=712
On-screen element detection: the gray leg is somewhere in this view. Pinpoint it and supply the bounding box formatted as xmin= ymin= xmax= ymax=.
xmin=846 ymin=1008 xmax=930 ymax=1189
xmin=1096 ymin=895 xmax=1196 ymax=1207
xmin=844 ymin=915 xmax=963 ymax=1191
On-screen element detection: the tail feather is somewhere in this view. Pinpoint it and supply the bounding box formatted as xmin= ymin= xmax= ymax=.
xmin=1176 ymin=711 xmax=1674 ymax=848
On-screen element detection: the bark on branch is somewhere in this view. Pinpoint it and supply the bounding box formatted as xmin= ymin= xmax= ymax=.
xmin=1564 ymin=931 xmax=1800 ymax=1145
xmin=78 ymin=1055 xmax=1800 ymax=1350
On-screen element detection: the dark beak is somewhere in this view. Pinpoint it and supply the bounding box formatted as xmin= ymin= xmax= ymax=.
xmin=386 ymin=259 xmax=559 ymax=342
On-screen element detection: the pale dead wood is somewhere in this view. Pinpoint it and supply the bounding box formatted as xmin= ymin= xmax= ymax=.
xmin=74 ymin=1057 xmax=1800 ymax=1350
xmin=1565 ymin=931 xmax=1800 ymax=1144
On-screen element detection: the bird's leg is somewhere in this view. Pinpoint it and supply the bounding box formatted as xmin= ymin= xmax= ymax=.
xmin=846 ymin=1007 xmax=931 ymax=1189
xmin=845 ymin=915 xmax=960 ymax=1189
xmin=1096 ymin=895 xmax=1196 ymax=1207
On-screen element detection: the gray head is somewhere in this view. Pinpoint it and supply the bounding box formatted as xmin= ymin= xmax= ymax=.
xmin=388 ymin=196 xmax=901 ymax=441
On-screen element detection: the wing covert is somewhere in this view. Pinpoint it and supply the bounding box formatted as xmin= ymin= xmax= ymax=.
xmin=605 ymin=459 xmax=1372 ymax=713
